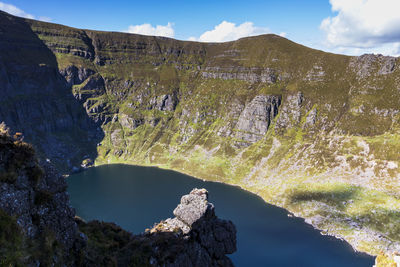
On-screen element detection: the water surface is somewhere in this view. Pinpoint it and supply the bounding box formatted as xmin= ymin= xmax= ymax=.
xmin=67 ymin=164 xmax=374 ymax=267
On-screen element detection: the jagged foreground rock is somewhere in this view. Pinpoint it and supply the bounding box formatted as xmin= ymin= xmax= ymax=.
xmin=1 ymin=9 xmax=400 ymax=265
xmin=149 ymin=188 xmax=236 ymax=266
xmin=79 ymin=188 xmax=236 ymax=266
xmin=0 ymin=128 xmax=236 ymax=265
xmin=0 ymin=126 xmax=83 ymax=265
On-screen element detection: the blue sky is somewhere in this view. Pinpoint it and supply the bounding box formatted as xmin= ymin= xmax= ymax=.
xmin=1 ymin=0 xmax=400 ymax=56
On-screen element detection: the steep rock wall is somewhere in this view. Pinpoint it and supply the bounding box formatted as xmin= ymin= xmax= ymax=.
xmin=1 ymin=10 xmax=400 ymax=260
xmin=0 ymin=12 xmax=103 ymax=171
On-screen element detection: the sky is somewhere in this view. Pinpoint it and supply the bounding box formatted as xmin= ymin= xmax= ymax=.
xmin=1 ymin=0 xmax=400 ymax=56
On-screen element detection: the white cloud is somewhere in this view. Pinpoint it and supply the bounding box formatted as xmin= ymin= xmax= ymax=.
xmin=0 ymin=1 xmax=34 ymax=19
xmin=279 ymin=32 xmax=287 ymax=38
xmin=0 ymin=2 xmax=51 ymax=21
xmin=321 ymin=0 xmax=400 ymax=49
xmin=330 ymin=42 xmax=400 ymax=57
xmin=190 ymin=21 xmax=270 ymax=42
xmin=127 ymin=22 xmax=174 ymax=38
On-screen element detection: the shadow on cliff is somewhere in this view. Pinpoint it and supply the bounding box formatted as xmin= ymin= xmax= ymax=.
xmin=0 ymin=11 xmax=104 ymax=172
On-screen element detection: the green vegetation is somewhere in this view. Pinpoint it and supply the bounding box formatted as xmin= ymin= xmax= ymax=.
xmin=0 ymin=208 xmax=67 ymax=266
xmin=0 ymin=209 xmax=25 ymax=266
xmin=0 ymin=124 xmax=43 ymax=184
xmin=375 ymin=252 xmax=397 ymax=267
xmin=1 ymin=10 xmax=399 ymax=261
xmin=77 ymin=219 xmax=188 ymax=266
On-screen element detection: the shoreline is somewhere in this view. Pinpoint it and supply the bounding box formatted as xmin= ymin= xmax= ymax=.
xmin=71 ymin=161 xmax=376 ymax=261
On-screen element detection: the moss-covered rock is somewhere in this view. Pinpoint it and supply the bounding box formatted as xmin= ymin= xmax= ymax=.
xmin=1 ymin=9 xmax=400 ymax=261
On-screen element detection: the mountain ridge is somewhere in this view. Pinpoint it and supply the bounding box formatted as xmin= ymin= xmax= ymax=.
xmin=1 ymin=10 xmax=400 ymax=265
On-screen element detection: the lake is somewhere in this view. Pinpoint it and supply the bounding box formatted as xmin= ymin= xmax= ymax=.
xmin=67 ymin=164 xmax=374 ymax=267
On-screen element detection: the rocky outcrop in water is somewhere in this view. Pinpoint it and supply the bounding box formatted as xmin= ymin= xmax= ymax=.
xmin=78 ymin=188 xmax=236 ymax=267
xmin=151 ymin=188 xmax=237 ymax=266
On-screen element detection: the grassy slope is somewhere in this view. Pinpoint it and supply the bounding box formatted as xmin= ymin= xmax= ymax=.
xmin=5 ymin=12 xmax=400 ymax=262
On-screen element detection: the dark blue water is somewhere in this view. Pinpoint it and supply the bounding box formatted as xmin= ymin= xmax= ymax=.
xmin=67 ymin=164 xmax=374 ymax=267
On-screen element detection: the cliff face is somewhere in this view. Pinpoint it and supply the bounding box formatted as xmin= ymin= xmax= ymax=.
xmin=0 ymin=126 xmax=236 ymax=265
xmin=1 ymin=10 xmax=400 ymax=259
xmin=0 ymin=125 xmax=83 ymax=265
xmin=0 ymin=11 xmax=103 ymax=171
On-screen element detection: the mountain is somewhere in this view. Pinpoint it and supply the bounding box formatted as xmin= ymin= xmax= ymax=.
xmin=0 ymin=10 xmax=399 ymax=264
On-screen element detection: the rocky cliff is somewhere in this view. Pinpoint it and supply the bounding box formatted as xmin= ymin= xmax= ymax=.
xmin=0 ymin=11 xmax=103 ymax=171
xmin=0 ymin=124 xmax=83 ymax=265
xmin=0 ymin=125 xmax=236 ymax=265
xmin=1 ymin=10 xmax=400 ymax=262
